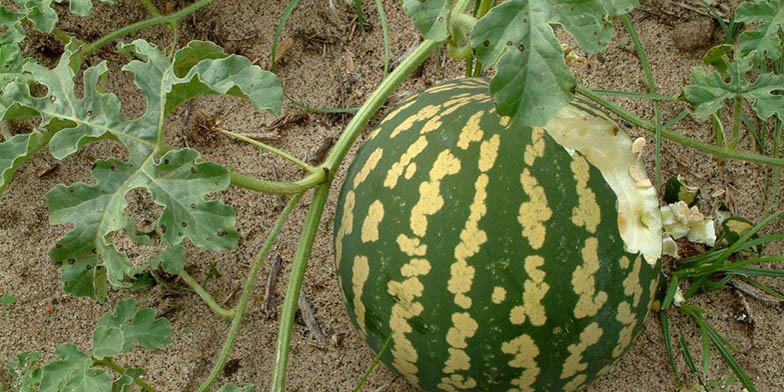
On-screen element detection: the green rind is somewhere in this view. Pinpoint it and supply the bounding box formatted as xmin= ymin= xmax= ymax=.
xmin=334 ymin=79 xmax=660 ymax=391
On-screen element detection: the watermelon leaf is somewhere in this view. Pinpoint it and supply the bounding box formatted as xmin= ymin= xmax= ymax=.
xmin=471 ymin=0 xmax=637 ymax=126
xmin=92 ymin=298 xmax=172 ymax=359
xmin=684 ymin=56 xmax=784 ymax=120
xmin=47 ymin=149 xmax=238 ymax=291
xmin=403 ymin=0 xmax=449 ymax=41
xmin=7 ymin=351 xmax=42 ymax=392
xmin=39 ymin=344 xmax=112 ymax=392
xmin=734 ymin=0 xmax=784 ymax=60
xmin=0 ymin=39 xmax=282 ymax=298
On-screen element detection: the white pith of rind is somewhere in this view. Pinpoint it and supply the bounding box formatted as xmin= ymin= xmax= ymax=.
xmin=541 ymin=104 xmax=663 ymax=265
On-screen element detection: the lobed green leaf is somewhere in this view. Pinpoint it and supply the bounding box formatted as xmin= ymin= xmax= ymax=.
xmin=684 ymin=57 xmax=784 ymax=120
xmin=0 ymin=131 xmax=55 ymax=193
xmin=92 ymin=298 xmax=172 ymax=359
xmin=7 ymin=351 xmax=42 ymax=392
xmin=471 ymin=0 xmax=636 ymax=126
xmin=1 ymin=0 xmax=116 ymax=37
xmin=111 ymin=368 xmax=143 ymax=392
xmin=149 ymin=245 xmax=186 ymax=275
xmin=47 ymin=149 xmax=238 ymax=291
xmin=0 ymin=39 xmax=282 ymax=298
xmin=39 ymin=344 xmax=112 ymax=392
xmin=734 ymin=0 xmax=784 ymax=60
xmin=403 ymin=0 xmax=449 ymax=41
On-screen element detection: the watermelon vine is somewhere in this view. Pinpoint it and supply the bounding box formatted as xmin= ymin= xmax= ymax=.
xmin=0 ymin=0 xmax=782 ymax=391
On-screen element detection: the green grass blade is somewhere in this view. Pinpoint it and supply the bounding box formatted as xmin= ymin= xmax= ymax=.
xmin=728 ymin=267 xmax=784 ymax=278
xmin=374 ymin=0 xmax=390 ymax=78
xmin=659 ymin=311 xmax=681 ymax=383
xmin=716 ymin=211 xmax=784 ymax=262
xmin=621 ymin=15 xmax=662 ymax=186
xmin=352 ymin=333 xmax=393 ymax=392
xmin=678 ymin=333 xmax=699 ymax=375
xmin=680 ymin=232 xmax=784 ymax=266
xmin=700 ymin=324 xmax=711 ymax=374
xmin=662 ymin=275 xmax=679 ymax=309
xmin=352 ymin=0 xmax=365 ymax=30
xmin=701 ymin=319 xmax=757 ymax=392
xmin=270 ymin=0 xmax=301 ymax=72
xmin=684 ymin=275 xmax=711 ymax=299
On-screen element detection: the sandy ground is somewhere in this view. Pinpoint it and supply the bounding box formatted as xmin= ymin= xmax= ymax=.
xmin=1 ymin=0 xmax=782 ymax=391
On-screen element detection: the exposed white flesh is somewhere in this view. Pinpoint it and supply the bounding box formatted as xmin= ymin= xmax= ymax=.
xmin=541 ymin=104 xmax=663 ymax=265
xmin=660 ymin=201 xmax=716 ymax=246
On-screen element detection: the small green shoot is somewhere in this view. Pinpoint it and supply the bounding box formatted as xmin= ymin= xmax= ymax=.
xmin=0 ymin=295 xmax=15 ymax=305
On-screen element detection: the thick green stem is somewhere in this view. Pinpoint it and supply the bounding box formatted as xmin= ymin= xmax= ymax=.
xmin=621 ymin=15 xmax=662 ymax=187
xmin=322 ymin=40 xmax=440 ymax=172
xmin=80 ymin=0 xmax=213 ymax=57
xmin=229 ymin=169 xmax=325 ymax=194
xmin=50 ymin=27 xmax=75 ymax=45
xmin=269 ymin=184 xmax=328 ymax=392
xmin=576 ymin=86 xmax=784 ymax=167
xmin=271 ymin=21 xmax=455 ymax=392
xmin=94 ymin=357 xmax=156 ymax=392
xmin=269 ymin=4 xmax=471 ymax=391
xmin=196 ymin=192 xmax=304 ymax=392
xmin=179 ymin=270 xmax=234 ymax=318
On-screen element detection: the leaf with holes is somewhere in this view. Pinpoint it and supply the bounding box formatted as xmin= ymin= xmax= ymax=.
xmin=38 ymin=344 xmax=112 ymax=392
xmin=0 ymin=131 xmax=54 ymax=193
xmin=0 ymin=42 xmax=33 ymax=83
xmin=734 ymin=0 xmax=784 ymax=60
xmin=92 ymin=298 xmax=172 ymax=359
xmin=149 ymin=245 xmax=186 ymax=275
xmin=1 ymin=0 xmax=116 ymax=35
xmin=47 ymin=149 xmax=237 ymax=293
xmin=684 ymin=57 xmax=784 ymax=120
xmin=471 ymin=0 xmax=635 ymax=126
xmin=112 ymin=368 xmax=143 ymax=392
xmin=403 ymin=0 xmax=449 ymax=40
xmin=0 ymin=38 xmax=281 ymax=170
xmin=7 ymin=351 xmax=42 ymax=392
xmin=0 ymin=39 xmax=281 ymax=298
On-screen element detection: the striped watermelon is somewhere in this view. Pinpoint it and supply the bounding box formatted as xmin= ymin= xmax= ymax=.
xmin=334 ymin=78 xmax=663 ymax=391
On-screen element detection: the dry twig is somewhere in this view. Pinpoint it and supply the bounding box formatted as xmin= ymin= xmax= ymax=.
xmin=298 ymin=290 xmax=330 ymax=346
xmin=262 ymin=254 xmax=283 ymax=316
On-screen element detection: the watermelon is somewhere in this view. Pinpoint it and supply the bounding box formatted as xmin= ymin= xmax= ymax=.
xmin=334 ymin=78 xmax=663 ymax=391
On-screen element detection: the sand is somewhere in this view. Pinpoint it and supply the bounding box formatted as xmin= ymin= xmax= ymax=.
xmin=1 ymin=0 xmax=782 ymax=391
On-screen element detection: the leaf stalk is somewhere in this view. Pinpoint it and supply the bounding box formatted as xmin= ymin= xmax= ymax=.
xmin=179 ymin=270 xmax=235 ymax=318
xmin=80 ymin=0 xmax=214 ymax=57
xmin=229 ymin=169 xmax=326 ymax=195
